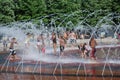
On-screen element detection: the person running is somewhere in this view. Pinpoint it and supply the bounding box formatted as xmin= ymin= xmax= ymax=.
xmin=51 ymin=32 xmax=57 ymax=55
xmin=59 ymin=36 xmax=66 ymax=56
xmin=89 ymin=36 xmax=97 ymax=60
xmin=9 ymin=37 xmax=18 ymax=60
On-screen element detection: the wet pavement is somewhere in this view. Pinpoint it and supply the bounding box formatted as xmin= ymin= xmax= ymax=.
xmin=0 ymin=45 xmax=120 ymax=80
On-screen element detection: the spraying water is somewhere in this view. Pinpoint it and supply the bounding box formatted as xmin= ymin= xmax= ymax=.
xmin=0 ymin=11 xmax=120 ymax=77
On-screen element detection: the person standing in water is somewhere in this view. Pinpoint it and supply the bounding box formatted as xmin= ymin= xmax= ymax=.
xmin=84 ymin=43 xmax=91 ymax=58
xmin=9 ymin=37 xmax=18 ymax=60
xmin=37 ymin=34 xmax=45 ymax=54
xmin=78 ymin=43 xmax=90 ymax=58
xmin=2 ymin=36 xmax=9 ymax=51
xmin=69 ymin=30 xmax=77 ymax=47
xmin=78 ymin=43 xmax=85 ymax=58
xmin=59 ymin=35 xmax=66 ymax=56
xmin=51 ymin=32 xmax=57 ymax=55
xmin=63 ymin=31 xmax=68 ymax=47
xmin=37 ymin=34 xmax=42 ymax=53
xmin=89 ymin=36 xmax=97 ymax=60
xmin=25 ymin=33 xmax=32 ymax=48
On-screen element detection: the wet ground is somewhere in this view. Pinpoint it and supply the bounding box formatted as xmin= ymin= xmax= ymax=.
xmin=0 ymin=44 xmax=120 ymax=80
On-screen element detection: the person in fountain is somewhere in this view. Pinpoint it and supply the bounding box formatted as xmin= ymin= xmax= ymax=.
xmin=84 ymin=43 xmax=91 ymax=58
xmin=2 ymin=36 xmax=9 ymax=51
xmin=37 ymin=34 xmax=42 ymax=53
xmin=46 ymin=33 xmax=51 ymax=47
xmin=25 ymin=33 xmax=32 ymax=48
xmin=63 ymin=31 xmax=68 ymax=47
xmin=69 ymin=30 xmax=76 ymax=47
xmin=9 ymin=37 xmax=18 ymax=60
xmin=118 ymin=33 xmax=120 ymax=43
xmin=78 ymin=43 xmax=85 ymax=58
xmin=89 ymin=36 xmax=97 ymax=60
xmin=114 ymin=32 xmax=118 ymax=39
xmin=78 ymin=43 xmax=90 ymax=58
xmin=37 ymin=34 xmax=45 ymax=54
xmin=51 ymin=32 xmax=57 ymax=55
xmin=59 ymin=35 xmax=66 ymax=56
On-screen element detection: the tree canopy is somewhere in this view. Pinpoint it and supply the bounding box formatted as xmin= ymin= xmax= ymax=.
xmin=0 ymin=0 xmax=120 ymax=26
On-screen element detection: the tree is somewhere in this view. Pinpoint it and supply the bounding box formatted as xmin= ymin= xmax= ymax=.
xmin=0 ymin=0 xmax=15 ymax=23
xmin=0 ymin=0 xmax=120 ymax=26
xmin=14 ymin=0 xmax=47 ymax=21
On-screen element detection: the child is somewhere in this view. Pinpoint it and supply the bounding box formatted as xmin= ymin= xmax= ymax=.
xmin=84 ymin=43 xmax=91 ymax=58
xmin=59 ymin=36 xmax=66 ymax=56
xmin=78 ymin=43 xmax=91 ymax=58
xmin=9 ymin=37 xmax=18 ymax=60
xmin=78 ymin=43 xmax=85 ymax=58
xmin=37 ymin=34 xmax=45 ymax=54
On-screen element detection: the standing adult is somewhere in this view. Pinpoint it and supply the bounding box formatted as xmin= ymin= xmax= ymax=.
xmin=89 ymin=36 xmax=97 ymax=60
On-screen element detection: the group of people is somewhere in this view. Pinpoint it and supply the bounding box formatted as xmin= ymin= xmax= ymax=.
xmin=49 ymin=31 xmax=97 ymax=60
xmin=78 ymin=37 xmax=97 ymax=60
xmin=2 ymin=30 xmax=97 ymax=60
xmin=51 ymin=31 xmax=97 ymax=60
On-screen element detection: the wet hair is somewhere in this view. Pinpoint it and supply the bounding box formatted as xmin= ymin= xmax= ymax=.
xmin=89 ymin=36 xmax=95 ymax=46
xmin=90 ymin=36 xmax=95 ymax=40
xmin=26 ymin=32 xmax=30 ymax=35
xmin=40 ymin=33 xmax=43 ymax=36
xmin=12 ymin=37 xmax=16 ymax=40
xmin=60 ymin=35 xmax=64 ymax=39
xmin=52 ymin=32 xmax=56 ymax=35
xmin=84 ymin=43 xmax=87 ymax=45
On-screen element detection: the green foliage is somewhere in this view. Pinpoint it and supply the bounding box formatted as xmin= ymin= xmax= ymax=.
xmin=14 ymin=0 xmax=46 ymax=20
xmin=0 ymin=0 xmax=120 ymax=27
xmin=0 ymin=0 xmax=15 ymax=23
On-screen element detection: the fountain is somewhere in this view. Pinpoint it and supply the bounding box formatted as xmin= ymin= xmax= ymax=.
xmin=0 ymin=10 xmax=120 ymax=80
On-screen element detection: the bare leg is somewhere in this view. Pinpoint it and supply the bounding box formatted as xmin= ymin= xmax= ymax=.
xmin=53 ymin=43 xmax=57 ymax=55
